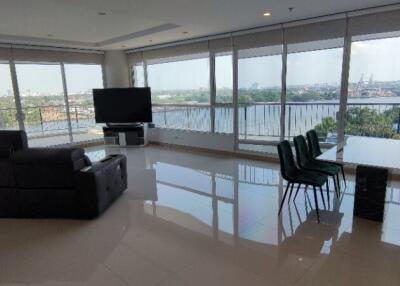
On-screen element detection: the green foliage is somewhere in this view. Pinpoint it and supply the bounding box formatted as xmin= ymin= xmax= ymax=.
xmin=287 ymin=90 xmax=338 ymax=102
xmin=150 ymin=87 xmax=340 ymax=104
xmin=315 ymin=117 xmax=337 ymax=139
xmin=315 ymin=106 xmax=400 ymax=141
xmin=238 ymin=88 xmax=280 ymax=103
xmin=0 ymin=94 xmax=93 ymax=128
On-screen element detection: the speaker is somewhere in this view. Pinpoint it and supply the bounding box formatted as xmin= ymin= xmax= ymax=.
xmin=353 ymin=165 xmax=388 ymax=222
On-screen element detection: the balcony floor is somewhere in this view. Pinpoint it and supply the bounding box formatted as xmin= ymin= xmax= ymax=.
xmin=28 ymin=132 xmax=103 ymax=147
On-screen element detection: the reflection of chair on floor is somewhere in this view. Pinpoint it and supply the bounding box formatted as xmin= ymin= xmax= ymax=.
xmin=303 ymin=219 xmax=392 ymax=285
xmin=277 ymin=140 xmax=329 ymax=223
xmin=279 ymin=203 xmax=344 ymax=260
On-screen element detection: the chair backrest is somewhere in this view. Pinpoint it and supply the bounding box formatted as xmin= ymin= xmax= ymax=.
xmin=293 ymin=135 xmax=311 ymax=168
xmin=277 ymin=140 xmax=298 ymax=180
xmin=306 ymin=129 xmax=322 ymax=158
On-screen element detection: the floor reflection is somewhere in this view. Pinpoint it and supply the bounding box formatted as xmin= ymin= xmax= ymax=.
xmin=2 ymin=146 xmax=397 ymax=285
xmin=86 ymin=145 xmax=400 ymax=252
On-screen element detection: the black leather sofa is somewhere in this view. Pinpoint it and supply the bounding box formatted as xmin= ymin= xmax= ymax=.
xmin=0 ymin=130 xmax=127 ymax=219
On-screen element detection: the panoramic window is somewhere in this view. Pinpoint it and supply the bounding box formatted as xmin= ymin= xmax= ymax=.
xmin=15 ymin=63 xmax=69 ymax=145
xmin=347 ymin=35 xmax=400 ymax=140
xmin=147 ymin=54 xmax=211 ymax=132
xmin=215 ymin=53 xmax=233 ymax=134
xmin=238 ymin=46 xmax=282 ymax=141
xmin=147 ymin=55 xmax=210 ymax=104
xmin=286 ymin=42 xmax=343 ymax=142
xmin=0 ymin=63 xmax=18 ymax=129
xmin=64 ymin=64 xmax=104 ymax=142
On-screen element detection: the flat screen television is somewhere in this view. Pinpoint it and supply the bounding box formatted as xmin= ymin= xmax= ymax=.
xmin=93 ymin=87 xmax=152 ymax=123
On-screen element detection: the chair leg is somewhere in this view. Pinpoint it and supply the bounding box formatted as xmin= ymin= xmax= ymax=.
xmin=312 ymin=185 xmax=320 ymax=223
xmin=289 ymin=183 xmax=299 ymax=201
xmin=278 ymin=182 xmax=291 ymax=216
xmin=293 ymin=184 xmax=307 ymax=201
xmin=333 ymin=176 xmax=339 ymax=197
xmin=336 ymin=174 xmax=341 ymax=193
xmin=341 ymin=165 xmax=347 ymax=187
xmin=319 ymin=186 xmax=326 ymax=209
xmin=326 ymin=180 xmax=330 ymax=202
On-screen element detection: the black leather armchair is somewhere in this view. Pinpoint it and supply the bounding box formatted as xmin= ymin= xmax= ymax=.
xmin=0 ymin=130 xmax=127 ymax=219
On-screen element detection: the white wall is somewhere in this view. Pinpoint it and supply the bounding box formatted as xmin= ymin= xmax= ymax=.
xmin=148 ymin=128 xmax=235 ymax=152
xmin=104 ymin=50 xmax=130 ymax=87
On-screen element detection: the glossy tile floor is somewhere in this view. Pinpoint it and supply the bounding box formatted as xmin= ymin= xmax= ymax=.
xmin=1 ymin=145 xmax=400 ymax=286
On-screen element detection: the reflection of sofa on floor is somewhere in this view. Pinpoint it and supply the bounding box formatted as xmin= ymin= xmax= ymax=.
xmin=0 ymin=130 xmax=127 ymax=218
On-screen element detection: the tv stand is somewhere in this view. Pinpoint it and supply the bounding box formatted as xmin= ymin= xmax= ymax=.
xmin=103 ymin=124 xmax=147 ymax=147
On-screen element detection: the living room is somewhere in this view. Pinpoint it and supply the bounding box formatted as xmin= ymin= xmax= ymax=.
xmin=1 ymin=1 xmax=400 ymax=285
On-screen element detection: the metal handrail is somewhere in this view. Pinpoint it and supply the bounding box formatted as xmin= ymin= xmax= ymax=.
xmin=2 ymin=101 xmax=400 ymax=140
xmin=1 ymin=101 xmax=397 ymax=112
xmin=153 ymin=102 xmax=400 ymax=107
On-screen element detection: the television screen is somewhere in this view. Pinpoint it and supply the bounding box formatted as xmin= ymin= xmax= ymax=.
xmin=93 ymin=87 xmax=152 ymax=123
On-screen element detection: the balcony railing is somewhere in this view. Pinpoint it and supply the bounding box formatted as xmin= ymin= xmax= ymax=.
xmin=2 ymin=102 xmax=399 ymax=143
xmin=153 ymin=102 xmax=400 ymax=142
xmin=0 ymin=104 xmax=98 ymax=139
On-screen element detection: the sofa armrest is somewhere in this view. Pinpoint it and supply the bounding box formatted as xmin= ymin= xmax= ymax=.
xmin=75 ymin=154 xmax=127 ymax=218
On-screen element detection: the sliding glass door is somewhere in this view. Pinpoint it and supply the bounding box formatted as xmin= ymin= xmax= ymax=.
xmin=0 ymin=63 xmax=19 ymax=130
xmin=286 ymin=40 xmax=343 ymax=143
xmin=346 ymin=34 xmax=400 ymax=140
xmin=214 ymin=52 xmax=233 ymax=134
xmin=237 ymin=45 xmax=282 ymax=153
xmin=15 ymin=63 xmax=70 ymax=146
xmin=64 ymin=63 xmax=104 ymax=142
xmin=147 ymin=54 xmax=211 ymax=132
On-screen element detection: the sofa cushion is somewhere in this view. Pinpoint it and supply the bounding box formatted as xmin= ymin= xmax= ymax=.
xmin=0 ymin=159 xmax=16 ymax=187
xmin=0 ymin=148 xmax=12 ymax=158
xmin=0 ymin=130 xmax=28 ymax=151
xmin=12 ymin=148 xmax=85 ymax=163
xmin=12 ymin=148 xmax=87 ymax=189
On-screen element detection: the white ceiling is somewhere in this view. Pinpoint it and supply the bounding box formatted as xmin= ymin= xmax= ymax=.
xmin=0 ymin=0 xmax=398 ymax=50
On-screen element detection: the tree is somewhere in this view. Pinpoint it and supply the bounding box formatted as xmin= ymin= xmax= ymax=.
xmin=315 ymin=106 xmax=400 ymax=141
xmin=315 ymin=117 xmax=336 ymax=139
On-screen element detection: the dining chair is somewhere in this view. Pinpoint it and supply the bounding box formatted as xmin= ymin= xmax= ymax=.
xmin=293 ymin=135 xmax=340 ymax=199
xmin=277 ymin=140 xmax=329 ymax=223
xmin=306 ymin=129 xmax=347 ymax=187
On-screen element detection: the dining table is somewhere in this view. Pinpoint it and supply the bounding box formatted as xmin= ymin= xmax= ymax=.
xmin=318 ymin=136 xmax=400 ymax=171
xmin=317 ymin=136 xmax=400 ymax=221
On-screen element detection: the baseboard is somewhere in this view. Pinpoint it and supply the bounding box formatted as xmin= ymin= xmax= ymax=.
xmin=149 ymin=141 xmax=400 ymax=182
xmin=150 ymin=141 xmax=279 ymax=165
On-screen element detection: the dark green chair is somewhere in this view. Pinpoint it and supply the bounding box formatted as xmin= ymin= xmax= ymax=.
xmin=277 ymin=140 xmax=329 ymax=223
xmin=306 ymin=129 xmax=347 ymax=187
xmin=293 ymin=135 xmax=341 ymax=200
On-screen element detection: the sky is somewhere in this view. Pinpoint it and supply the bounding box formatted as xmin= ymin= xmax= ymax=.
xmin=146 ymin=36 xmax=400 ymax=91
xmin=1 ymin=37 xmax=400 ymax=97
xmin=0 ymin=63 xmax=103 ymax=97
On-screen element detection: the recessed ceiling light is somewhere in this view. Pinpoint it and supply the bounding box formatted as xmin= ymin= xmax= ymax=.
xmin=97 ymin=12 xmax=107 ymax=16
xmin=263 ymin=11 xmax=271 ymax=17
